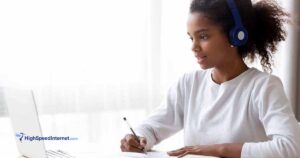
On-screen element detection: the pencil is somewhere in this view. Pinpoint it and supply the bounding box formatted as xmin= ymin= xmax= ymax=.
xmin=123 ymin=117 xmax=147 ymax=154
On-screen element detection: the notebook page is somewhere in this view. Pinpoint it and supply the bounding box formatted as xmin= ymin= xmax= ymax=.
xmin=117 ymin=152 xmax=218 ymax=158
xmin=117 ymin=152 xmax=173 ymax=158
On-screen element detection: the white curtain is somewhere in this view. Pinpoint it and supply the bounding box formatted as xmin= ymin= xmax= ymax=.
xmin=0 ymin=0 xmax=156 ymax=112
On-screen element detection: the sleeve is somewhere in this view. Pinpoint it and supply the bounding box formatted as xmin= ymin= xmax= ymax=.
xmin=241 ymin=75 xmax=300 ymax=158
xmin=134 ymin=75 xmax=186 ymax=150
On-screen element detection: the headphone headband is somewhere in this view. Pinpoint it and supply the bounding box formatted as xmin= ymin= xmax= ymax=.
xmin=226 ymin=0 xmax=243 ymax=26
xmin=226 ymin=0 xmax=248 ymax=46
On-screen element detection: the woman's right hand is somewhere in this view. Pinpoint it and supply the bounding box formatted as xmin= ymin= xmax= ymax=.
xmin=120 ymin=134 xmax=147 ymax=152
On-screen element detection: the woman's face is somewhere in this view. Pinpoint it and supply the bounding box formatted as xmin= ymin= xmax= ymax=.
xmin=187 ymin=12 xmax=236 ymax=69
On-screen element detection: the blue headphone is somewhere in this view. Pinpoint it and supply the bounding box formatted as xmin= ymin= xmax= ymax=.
xmin=226 ymin=0 xmax=248 ymax=46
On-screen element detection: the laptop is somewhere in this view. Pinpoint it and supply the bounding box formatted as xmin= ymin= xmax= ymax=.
xmin=3 ymin=87 xmax=75 ymax=158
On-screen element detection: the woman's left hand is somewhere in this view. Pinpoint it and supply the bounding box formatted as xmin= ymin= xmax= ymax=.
xmin=167 ymin=143 xmax=243 ymax=158
xmin=167 ymin=144 xmax=222 ymax=158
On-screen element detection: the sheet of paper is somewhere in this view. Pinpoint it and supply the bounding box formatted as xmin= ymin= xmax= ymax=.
xmin=114 ymin=152 xmax=218 ymax=158
xmin=116 ymin=152 xmax=174 ymax=158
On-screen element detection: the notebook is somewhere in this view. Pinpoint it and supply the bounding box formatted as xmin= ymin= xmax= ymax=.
xmin=115 ymin=151 xmax=218 ymax=158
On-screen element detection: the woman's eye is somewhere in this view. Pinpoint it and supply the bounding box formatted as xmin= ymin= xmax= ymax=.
xmin=188 ymin=34 xmax=208 ymax=41
xmin=199 ymin=34 xmax=208 ymax=40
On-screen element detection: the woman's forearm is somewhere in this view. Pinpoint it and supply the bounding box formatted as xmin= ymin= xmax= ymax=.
xmin=218 ymin=143 xmax=243 ymax=158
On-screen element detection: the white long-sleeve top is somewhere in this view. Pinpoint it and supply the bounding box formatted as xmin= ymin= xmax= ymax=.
xmin=135 ymin=68 xmax=300 ymax=158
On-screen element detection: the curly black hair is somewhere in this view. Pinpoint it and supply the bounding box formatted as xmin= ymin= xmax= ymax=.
xmin=190 ymin=0 xmax=289 ymax=73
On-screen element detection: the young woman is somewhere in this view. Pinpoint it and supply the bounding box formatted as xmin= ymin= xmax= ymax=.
xmin=120 ymin=0 xmax=300 ymax=157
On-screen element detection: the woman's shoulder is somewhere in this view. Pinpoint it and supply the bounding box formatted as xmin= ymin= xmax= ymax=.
xmin=246 ymin=68 xmax=285 ymax=99
xmin=247 ymin=68 xmax=282 ymax=85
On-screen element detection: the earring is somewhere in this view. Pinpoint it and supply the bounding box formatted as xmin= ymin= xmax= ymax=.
xmin=230 ymin=45 xmax=234 ymax=48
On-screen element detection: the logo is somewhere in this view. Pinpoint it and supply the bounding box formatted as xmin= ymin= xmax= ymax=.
xmin=15 ymin=132 xmax=78 ymax=142
xmin=16 ymin=132 xmax=25 ymax=143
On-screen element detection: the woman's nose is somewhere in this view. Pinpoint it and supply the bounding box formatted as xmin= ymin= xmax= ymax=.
xmin=192 ymin=41 xmax=201 ymax=53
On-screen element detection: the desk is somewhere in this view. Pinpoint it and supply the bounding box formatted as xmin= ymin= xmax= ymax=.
xmin=19 ymin=152 xmax=218 ymax=158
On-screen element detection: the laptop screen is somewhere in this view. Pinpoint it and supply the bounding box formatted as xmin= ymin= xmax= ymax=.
xmin=4 ymin=87 xmax=47 ymax=158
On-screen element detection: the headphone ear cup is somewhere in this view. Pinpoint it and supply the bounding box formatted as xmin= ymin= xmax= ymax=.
xmin=229 ymin=26 xmax=248 ymax=47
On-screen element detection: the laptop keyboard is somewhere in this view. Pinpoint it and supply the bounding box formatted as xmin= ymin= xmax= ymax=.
xmin=46 ymin=150 xmax=76 ymax=158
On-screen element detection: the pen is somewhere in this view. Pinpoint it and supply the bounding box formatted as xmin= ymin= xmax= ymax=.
xmin=123 ymin=117 xmax=147 ymax=154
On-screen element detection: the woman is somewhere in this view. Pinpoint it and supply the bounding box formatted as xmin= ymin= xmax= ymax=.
xmin=120 ymin=0 xmax=300 ymax=157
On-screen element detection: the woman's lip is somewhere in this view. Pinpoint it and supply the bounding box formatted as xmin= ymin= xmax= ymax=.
xmin=196 ymin=56 xmax=207 ymax=63
xmin=195 ymin=55 xmax=207 ymax=60
xmin=196 ymin=55 xmax=206 ymax=58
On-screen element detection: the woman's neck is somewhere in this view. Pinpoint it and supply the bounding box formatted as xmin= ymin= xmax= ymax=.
xmin=211 ymin=59 xmax=249 ymax=85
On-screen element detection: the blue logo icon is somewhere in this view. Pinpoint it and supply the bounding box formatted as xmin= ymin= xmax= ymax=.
xmin=16 ymin=132 xmax=25 ymax=143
